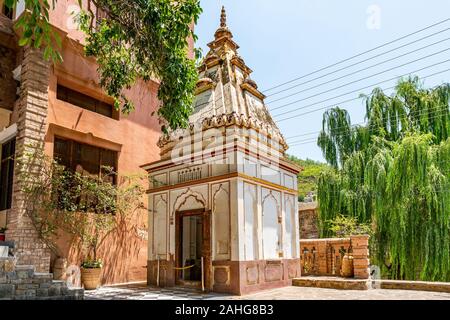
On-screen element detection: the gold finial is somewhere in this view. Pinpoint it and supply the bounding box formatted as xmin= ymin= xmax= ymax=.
xmin=220 ymin=6 xmax=227 ymax=28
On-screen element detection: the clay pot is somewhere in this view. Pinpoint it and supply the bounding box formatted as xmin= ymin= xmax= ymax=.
xmin=341 ymin=254 xmax=354 ymax=277
xmin=81 ymin=267 xmax=102 ymax=290
xmin=53 ymin=258 xmax=68 ymax=280
xmin=0 ymin=234 xmax=5 ymax=241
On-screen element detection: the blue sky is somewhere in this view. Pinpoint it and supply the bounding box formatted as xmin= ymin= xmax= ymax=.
xmin=195 ymin=0 xmax=450 ymax=162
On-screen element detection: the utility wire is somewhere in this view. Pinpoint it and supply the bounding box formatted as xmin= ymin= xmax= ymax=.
xmin=272 ymin=50 xmax=450 ymax=115
xmin=273 ymin=61 xmax=450 ymax=120
xmin=285 ymin=82 xmax=449 ymax=140
xmin=288 ymin=108 xmax=450 ymax=146
xmin=266 ymin=28 xmax=450 ymax=99
xmin=276 ymin=67 xmax=450 ymax=125
xmin=288 ymin=108 xmax=450 ymax=147
xmin=267 ymin=38 xmax=450 ymax=104
xmin=262 ymin=17 xmax=450 ymax=93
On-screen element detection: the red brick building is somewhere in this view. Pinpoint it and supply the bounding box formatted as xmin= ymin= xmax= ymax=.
xmin=0 ymin=1 xmax=186 ymax=285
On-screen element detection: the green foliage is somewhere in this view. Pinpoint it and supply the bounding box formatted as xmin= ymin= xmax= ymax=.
xmin=317 ymin=77 xmax=450 ymax=281
xmin=6 ymin=0 xmax=203 ymax=131
xmin=328 ymin=214 xmax=372 ymax=238
xmin=0 ymin=227 xmax=7 ymax=233
xmin=6 ymin=0 xmax=62 ymax=62
xmin=18 ymin=146 xmax=146 ymax=265
xmin=287 ymin=155 xmax=329 ymax=200
xmin=81 ymin=259 xmax=103 ymax=269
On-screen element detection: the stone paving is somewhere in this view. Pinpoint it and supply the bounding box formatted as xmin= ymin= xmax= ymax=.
xmin=85 ymin=282 xmax=450 ymax=300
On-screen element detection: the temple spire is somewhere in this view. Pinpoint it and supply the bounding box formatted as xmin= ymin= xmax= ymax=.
xmin=220 ymin=6 xmax=227 ymax=28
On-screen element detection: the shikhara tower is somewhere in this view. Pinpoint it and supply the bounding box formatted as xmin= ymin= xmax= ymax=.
xmin=142 ymin=7 xmax=301 ymax=295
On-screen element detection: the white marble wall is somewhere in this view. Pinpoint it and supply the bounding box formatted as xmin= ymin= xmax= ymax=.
xmin=148 ymin=152 xmax=299 ymax=263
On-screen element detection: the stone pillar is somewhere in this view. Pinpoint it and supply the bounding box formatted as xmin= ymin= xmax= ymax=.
xmin=351 ymin=235 xmax=370 ymax=279
xmin=317 ymin=241 xmax=328 ymax=275
xmin=5 ymin=46 xmax=51 ymax=272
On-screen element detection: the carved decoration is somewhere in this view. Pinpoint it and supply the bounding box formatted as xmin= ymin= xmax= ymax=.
xmin=172 ymin=188 xmax=207 ymax=216
xmin=157 ymin=111 xmax=288 ymax=151
xmin=246 ymin=265 xmax=259 ymax=285
xmin=264 ymin=262 xmax=283 ymax=282
xmin=213 ymin=266 xmax=230 ymax=286
xmin=153 ymin=194 xmax=168 ymax=256
xmin=213 ymin=183 xmax=230 ymax=258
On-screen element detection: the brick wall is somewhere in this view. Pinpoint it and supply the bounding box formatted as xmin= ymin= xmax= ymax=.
xmin=5 ymin=46 xmax=51 ymax=272
xmin=299 ymin=202 xmax=319 ymax=239
xmin=299 ymin=209 xmax=319 ymax=239
xmin=300 ymin=235 xmax=370 ymax=279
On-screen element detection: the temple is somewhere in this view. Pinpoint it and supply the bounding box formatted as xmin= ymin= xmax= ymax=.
xmin=142 ymin=7 xmax=301 ymax=295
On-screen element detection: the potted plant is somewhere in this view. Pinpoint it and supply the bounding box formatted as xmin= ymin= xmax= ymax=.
xmin=65 ymin=168 xmax=145 ymax=290
xmin=80 ymin=259 xmax=103 ymax=290
xmin=17 ymin=148 xmax=145 ymax=290
xmin=0 ymin=227 xmax=7 ymax=241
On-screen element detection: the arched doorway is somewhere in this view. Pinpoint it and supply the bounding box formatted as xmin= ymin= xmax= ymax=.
xmin=175 ymin=209 xmax=212 ymax=291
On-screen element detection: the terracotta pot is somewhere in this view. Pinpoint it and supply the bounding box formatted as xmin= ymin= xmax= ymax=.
xmin=341 ymin=255 xmax=354 ymax=277
xmin=81 ymin=267 xmax=102 ymax=290
xmin=0 ymin=234 xmax=5 ymax=241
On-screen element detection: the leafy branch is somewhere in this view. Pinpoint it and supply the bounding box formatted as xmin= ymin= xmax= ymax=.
xmin=6 ymin=0 xmax=203 ymax=131
xmin=17 ymin=145 xmax=146 ymax=264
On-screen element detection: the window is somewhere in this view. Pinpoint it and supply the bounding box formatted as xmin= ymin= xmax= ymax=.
xmin=53 ymin=137 xmax=117 ymax=184
xmin=0 ymin=138 xmax=15 ymax=211
xmin=56 ymin=85 xmax=116 ymax=119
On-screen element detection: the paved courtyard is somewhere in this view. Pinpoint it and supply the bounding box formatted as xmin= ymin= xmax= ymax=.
xmin=85 ymin=282 xmax=450 ymax=300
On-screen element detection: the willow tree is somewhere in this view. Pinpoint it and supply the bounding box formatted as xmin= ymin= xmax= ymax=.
xmin=317 ymin=77 xmax=450 ymax=281
xmin=4 ymin=0 xmax=202 ymax=131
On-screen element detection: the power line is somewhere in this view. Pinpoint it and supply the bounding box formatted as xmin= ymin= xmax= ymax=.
xmin=285 ymin=80 xmax=450 ymax=140
xmin=272 ymin=51 xmax=450 ymax=115
xmin=276 ymin=68 xmax=450 ymax=127
xmin=288 ymin=108 xmax=450 ymax=146
xmin=262 ymin=17 xmax=450 ymax=93
xmin=267 ymin=28 xmax=450 ymax=99
xmin=288 ymin=109 xmax=450 ymax=148
xmin=267 ymin=38 xmax=450 ymax=104
xmin=273 ymin=61 xmax=450 ymax=120
xmin=279 ymin=69 xmax=449 ymax=125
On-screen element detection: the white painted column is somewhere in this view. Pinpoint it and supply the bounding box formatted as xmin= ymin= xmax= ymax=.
xmin=148 ymin=194 xmax=154 ymax=260
xmin=230 ymin=178 xmax=242 ymax=261
xmin=256 ymin=184 xmax=263 ymax=260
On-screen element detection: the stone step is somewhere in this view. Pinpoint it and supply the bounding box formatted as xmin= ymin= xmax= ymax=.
xmin=293 ymin=276 xmax=370 ymax=290
xmin=33 ymin=273 xmax=53 ymax=281
xmin=375 ymin=280 xmax=450 ymax=293
xmin=15 ymin=265 xmax=35 ymax=279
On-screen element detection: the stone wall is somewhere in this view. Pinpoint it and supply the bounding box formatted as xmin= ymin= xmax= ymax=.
xmin=299 ymin=202 xmax=319 ymax=239
xmin=0 ymin=257 xmax=84 ymax=300
xmin=300 ymin=235 xmax=370 ymax=279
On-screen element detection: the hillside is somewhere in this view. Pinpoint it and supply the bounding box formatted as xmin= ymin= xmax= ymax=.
xmin=287 ymin=155 xmax=329 ymax=201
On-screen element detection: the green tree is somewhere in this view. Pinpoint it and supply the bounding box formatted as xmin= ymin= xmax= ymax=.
xmin=4 ymin=0 xmax=202 ymax=131
xmin=317 ymin=77 xmax=450 ymax=281
xmin=287 ymin=155 xmax=329 ymax=201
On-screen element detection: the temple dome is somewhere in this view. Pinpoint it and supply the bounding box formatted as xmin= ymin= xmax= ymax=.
xmin=158 ymin=6 xmax=288 ymax=153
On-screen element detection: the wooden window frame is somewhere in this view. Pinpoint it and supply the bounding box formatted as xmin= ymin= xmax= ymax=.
xmin=53 ymin=136 xmax=118 ymax=185
xmin=0 ymin=138 xmax=15 ymax=211
xmin=56 ymin=84 xmax=118 ymax=120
